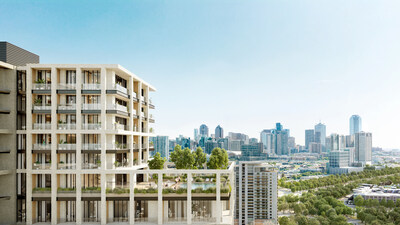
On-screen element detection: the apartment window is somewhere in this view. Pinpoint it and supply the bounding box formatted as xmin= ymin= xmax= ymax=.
xmin=17 ymin=134 xmax=26 ymax=150
xmin=66 ymin=95 xmax=76 ymax=104
xmin=17 ymin=173 xmax=26 ymax=195
xmin=113 ymin=200 xmax=129 ymax=222
xmin=17 ymin=198 xmax=26 ymax=222
xmin=82 ymin=70 xmax=100 ymax=84
xmin=37 ymin=70 xmax=51 ymax=84
xmin=17 ymin=153 xmax=26 ymax=169
xmin=115 ymin=75 xmax=127 ymax=88
xmin=66 ymin=70 xmax=76 ymax=84
xmin=17 ymin=70 xmax=26 ymax=92
xmin=59 ymin=201 xmax=76 ymax=222
xmin=82 ymin=174 xmax=100 ymax=188
xmin=17 ymin=95 xmax=26 ymax=112
xmin=83 ymin=201 xmax=100 ymax=222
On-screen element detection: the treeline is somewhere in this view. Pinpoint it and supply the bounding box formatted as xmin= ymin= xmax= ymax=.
xmin=354 ymin=195 xmax=400 ymax=224
xmin=278 ymin=183 xmax=360 ymax=225
xmin=279 ymin=167 xmax=400 ymax=192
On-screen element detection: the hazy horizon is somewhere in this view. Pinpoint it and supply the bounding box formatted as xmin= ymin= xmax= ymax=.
xmin=1 ymin=0 xmax=400 ymax=148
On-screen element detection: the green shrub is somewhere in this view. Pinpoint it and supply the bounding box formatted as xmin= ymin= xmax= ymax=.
xmin=195 ymin=177 xmax=204 ymax=182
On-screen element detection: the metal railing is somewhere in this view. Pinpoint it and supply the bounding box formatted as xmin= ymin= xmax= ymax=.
xmin=33 ymin=123 xmax=51 ymax=130
xmin=82 ymin=103 xmax=101 ymax=110
xmin=57 ymin=83 xmax=76 ymax=90
xmin=82 ymin=143 xmax=101 ymax=150
xmin=57 ymin=123 xmax=76 ymax=130
xmin=57 ymin=144 xmax=76 ymax=150
xmin=32 ymin=83 xmax=51 ymax=90
xmin=82 ymin=123 xmax=101 ymax=130
xmin=82 ymin=163 xmax=101 ymax=169
xmin=82 ymin=83 xmax=101 ymax=90
xmin=33 ymin=143 xmax=51 ymax=150
xmin=57 ymin=104 xmax=76 ymax=110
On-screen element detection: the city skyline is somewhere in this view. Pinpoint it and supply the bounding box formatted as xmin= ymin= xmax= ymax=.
xmin=2 ymin=1 xmax=400 ymax=148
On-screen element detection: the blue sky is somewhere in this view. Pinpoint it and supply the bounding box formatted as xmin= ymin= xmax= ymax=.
xmin=1 ymin=0 xmax=400 ymax=148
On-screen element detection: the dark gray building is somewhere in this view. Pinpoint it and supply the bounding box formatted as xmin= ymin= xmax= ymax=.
xmin=0 ymin=42 xmax=39 ymax=66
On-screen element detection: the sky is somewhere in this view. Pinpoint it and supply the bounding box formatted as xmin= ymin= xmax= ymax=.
xmin=1 ymin=0 xmax=400 ymax=149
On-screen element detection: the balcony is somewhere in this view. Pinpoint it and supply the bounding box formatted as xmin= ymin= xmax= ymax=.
xmin=57 ymin=162 xmax=76 ymax=170
xmin=32 ymin=187 xmax=51 ymax=193
xmin=82 ymin=162 xmax=101 ymax=170
xmin=112 ymin=123 xmax=128 ymax=131
xmin=106 ymin=182 xmax=130 ymax=194
xmin=82 ymin=83 xmax=101 ymax=90
xmin=149 ymin=114 xmax=155 ymax=123
xmin=32 ymin=162 xmax=51 ymax=170
xmin=82 ymin=123 xmax=101 ymax=130
xmin=57 ymin=123 xmax=76 ymax=130
xmin=57 ymin=83 xmax=76 ymax=90
xmin=107 ymin=83 xmax=129 ymax=99
xmin=107 ymin=143 xmax=129 ymax=150
xmin=33 ymin=143 xmax=51 ymax=150
xmin=106 ymin=104 xmax=129 ymax=117
xmin=82 ymin=103 xmax=101 ymax=113
xmin=57 ymin=144 xmax=76 ymax=150
xmin=32 ymin=83 xmax=51 ymax=92
xmin=57 ymin=104 xmax=76 ymax=113
xmin=82 ymin=143 xmax=101 ymax=150
xmin=57 ymin=83 xmax=76 ymax=94
xmin=32 ymin=104 xmax=51 ymax=112
xmin=33 ymin=123 xmax=51 ymax=130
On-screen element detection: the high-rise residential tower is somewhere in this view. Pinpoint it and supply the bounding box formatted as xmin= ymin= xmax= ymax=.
xmin=355 ymin=132 xmax=372 ymax=165
xmin=215 ymin=125 xmax=224 ymax=139
xmin=350 ymin=115 xmax=362 ymax=135
xmin=199 ymin=124 xmax=209 ymax=137
xmin=235 ymin=161 xmax=278 ymax=225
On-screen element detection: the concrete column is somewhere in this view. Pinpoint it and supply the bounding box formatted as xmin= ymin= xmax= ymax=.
xmin=101 ymin=173 xmax=107 ymax=225
xmin=76 ymin=67 xmax=82 ymax=170
xmin=76 ymin=173 xmax=82 ymax=225
xmin=187 ymin=172 xmax=192 ymax=224
xmin=216 ymin=173 xmax=221 ymax=224
xmin=158 ymin=171 xmax=163 ymax=225
xmin=26 ymin=66 xmax=33 ymax=224
xmin=129 ymin=173 xmax=136 ymax=225
xmin=51 ymin=67 xmax=57 ymax=225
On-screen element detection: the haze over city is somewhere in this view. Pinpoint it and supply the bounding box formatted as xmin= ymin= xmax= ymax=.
xmin=2 ymin=0 xmax=400 ymax=148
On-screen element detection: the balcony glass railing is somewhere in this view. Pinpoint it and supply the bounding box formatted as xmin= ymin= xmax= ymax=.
xmin=57 ymin=83 xmax=76 ymax=90
xmin=33 ymin=123 xmax=51 ymax=130
xmin=57 ymin=104 xmax=76 ymax=110
xmin=112 ymin=123 xmax=128 ymax=131
xmin=132 ymin=92 xmax=137 ymax=99
xmin=82 ymin=143 xmax=101 ymax=150
xmin=82 ymin=83 xmax=100 ymax=90
xmin=107 ymin=104 xmax=128 ymax=112
xmin=57 ymin=162 xmax=76 ymax=170
xmin=33 ymin=162 xmax=51 ymax=170
xmin=82 ymin=103 xmax=101 ymax=110
xmin=33 ymin=143 xmax=51 ymax=150
xmin=33 ymin=104 xmax=51 ymax=110
xmin=141 ymin=112 xmax=145 ymax=117
xmin=82 ymin=163 xmax=101 ymax=170
xmin=82 ymin=123 xmax=101 ymax=130
xmin=114 ymin=83 xmax=128 ymax=94
xmin=32 ymin=83 xmax=51 ymax=90
xmin=57 ymin=123 xmax=76 ymax=130
xmin=57 ymin=144 xmax=76 ymax=150
xmin=107 ymin=143 xmax=129 ymax=150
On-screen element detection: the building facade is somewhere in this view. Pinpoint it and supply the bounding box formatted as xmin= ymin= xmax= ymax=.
xmin=150 ymin=136 xmax=169 ymax=160
xmin=200 ymin=124 xmax=209 ymax=137
xmin=355 ymin=132 xmax=372 ymax=165
xmin=314 ymin=123 xmax=326 ymax=151
xmin=235 ymin=161 xmax=277 ymax=225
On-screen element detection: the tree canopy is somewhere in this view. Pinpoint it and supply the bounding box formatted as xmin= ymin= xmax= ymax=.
xmin=207 ymin=147 xmax=229 ymax=169
xmin=170 ymin=145 xmax=195 ymax=169
xmin=193 ymin=147 xmax=207 ymax=169
xmin=148 ymin=152 xmax=166 ymax=170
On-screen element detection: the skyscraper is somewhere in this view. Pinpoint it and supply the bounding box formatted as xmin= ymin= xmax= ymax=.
xmin=305 ymin=129 xmax=315 ymax=149
xmin=274 ymin=123 xmax=289 ymax=155
xmin=350 ymin=115 xmax=362 ymax=135
xmin=314 ymin=122 xmax=326 ymax=149
xmin=215 ymin=125 xmax=224 ymax=139
xmin=235 ymin=161 xmax=278 ymax=225
xmin=260 ymin=129 xmax=273 ymax=154
xmin=194 ymin=128 xmax=199 ymax=142
xmin=199 ymin=124 xmax=209 ymax=137
xmin=150 ymin=136 xmax=170 ymax=160
xmin=355 ymin=132 xmax=372 ymax=165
